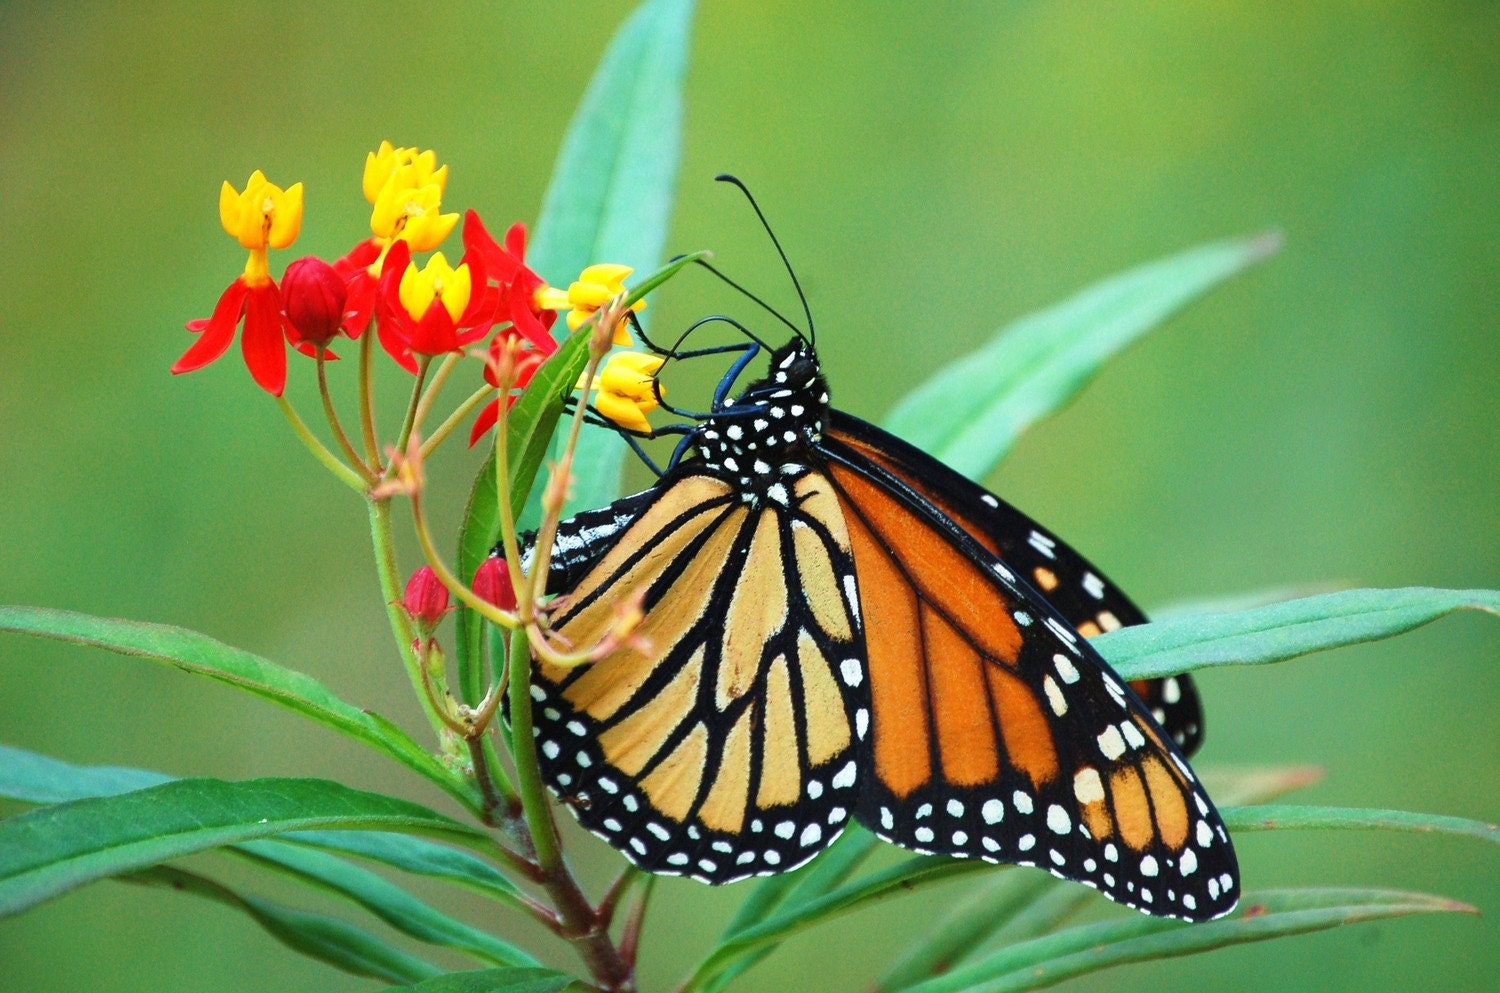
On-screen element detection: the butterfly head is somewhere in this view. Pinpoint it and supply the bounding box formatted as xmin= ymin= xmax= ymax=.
xmin=694 ymin=341 xmax=830 ymax=493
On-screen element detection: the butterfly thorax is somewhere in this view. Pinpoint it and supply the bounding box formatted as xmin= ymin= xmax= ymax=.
xmin=692 ymin=343 xmax=830 ymax=503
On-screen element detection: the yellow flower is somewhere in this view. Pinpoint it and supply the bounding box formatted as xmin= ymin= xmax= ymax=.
xmin=219 ymin=170 xmax=303 ymax=252
xmin=397 ymin=252 xmax=472 ymax=323
xmin=363 ymin=141 xmax=448 ymax=204
xmin=537 ymin=263 xmax=646 ymax=344
xmin=585 ymin=351 xmax=665 ymax=433
xmin=363 ymin=141 xmax=458 ymax=252
xmin=216 ymin=170 xmax=303 ymax=286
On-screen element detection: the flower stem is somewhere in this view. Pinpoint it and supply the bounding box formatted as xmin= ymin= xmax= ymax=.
xmin=277 ymin=396 xmax=367 ymax=492
xmin=317 ymin=351 xmax=374 ymax=481
xmin=422 ymin=384 xmax=492 ymax=459
xmin=358 ymin=326 xmax=381 ymax=469
xmin=392 ymin=357 xmax=431 ymax=461
xmin=366 ymin=497 xmax=453 ymax=742
xmin=412 ymin=351 xmax=461 ymax=436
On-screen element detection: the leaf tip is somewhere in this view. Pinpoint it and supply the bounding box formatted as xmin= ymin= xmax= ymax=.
xmin=1247 ymin=229 xmax=1284 ymax=261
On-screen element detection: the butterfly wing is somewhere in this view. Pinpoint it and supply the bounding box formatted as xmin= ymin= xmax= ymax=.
xmin=826 ymin=411 xmax=1204 ymax=755
xmin=522 ymin=466 xmax=868 ymax=882
xmin=819 ymin=440 xmax=1238 ymax=921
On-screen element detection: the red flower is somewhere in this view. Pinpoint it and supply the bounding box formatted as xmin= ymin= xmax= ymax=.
xmin=462 ymin=212 xmax=558 ymax=350
xmin=174 ymin=275 xmax=295 ymax=395
xmin=333 ymin=239 xmax=383 ymax=339
xmin=376 ymin=240 xmax=495 ymax=372
xmin=173 ymin=170 xmax=304 ymax=395
xmin=282 ymin=256 xmax=348 ymax=351
xmin=468 ymin=334 xmax=552 ymax=445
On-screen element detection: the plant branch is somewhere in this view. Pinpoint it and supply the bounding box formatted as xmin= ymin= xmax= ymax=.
xmin=276 ymin=395 xmax=367 ymax=492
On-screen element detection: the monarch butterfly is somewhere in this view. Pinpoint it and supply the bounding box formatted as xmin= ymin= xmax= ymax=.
xmin=508 ymin=180 xmax=1238 ymax=921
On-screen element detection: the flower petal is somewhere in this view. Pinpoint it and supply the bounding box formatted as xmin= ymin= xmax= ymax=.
xmin=240 ymin=283 xmax=289 ymax=395
xmin=172 ymin=279 xmax=250 ymax=374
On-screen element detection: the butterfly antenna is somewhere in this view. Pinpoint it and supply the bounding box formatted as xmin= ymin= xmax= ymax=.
xmin=715 ymin=174 xmax=817 ymax=345
xmin=680 ymin=256 xmax=805 ymax=341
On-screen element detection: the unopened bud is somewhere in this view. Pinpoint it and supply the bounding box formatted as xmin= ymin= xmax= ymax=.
xmin=282 ymin=256 xmax=348 ymax=347
xmin=472 ymin=556 xmax=517 ymax=613
xmin=402 ymin=566 xmax=451 ymax=634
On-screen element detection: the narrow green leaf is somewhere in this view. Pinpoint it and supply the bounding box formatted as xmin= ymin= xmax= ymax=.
xmin=126 ymin=865 xmax=439 ymax=985
xmin=530 ymin=0 xmax=697 ymax=523
xmin=686 ymin=856 xmax=983 ymax=992
xmin=884 ymin=233 xmax=1279 ymax=478
xmin=0 ymin=742 xmax=168 ymax=802
xmin=288 ymin=830 xmax=524 ymax=906
xmin=1096 ymin=587 xmax=1500 ymax=681
xmin=376 ymin=966 xmax=580 ymax=993
xmin=719 ymin=826 xmax=879 ymax=940
xmin=0 ymin=607 xmax=473 ymax=812
xmin=235 ymin=840 xmax=538 ymax=967
xmin=1225 ymin=804 xmax=1500 ymax=845
xmin=705 ymin=827 xmax=882 ymax=993
xmin=874 ymin=872 xmax=1054 ymax=993
xmin=898 ymin=888 xmax=1474 ymax=993
xmin=0 ymin=744 xmax=526 ymax=909
xmin=0 ymin=776 xmax=493 ymax=916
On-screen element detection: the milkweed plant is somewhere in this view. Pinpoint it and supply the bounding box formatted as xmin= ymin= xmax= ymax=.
xmin=0 ymin=2 xmax=1495 ymax=992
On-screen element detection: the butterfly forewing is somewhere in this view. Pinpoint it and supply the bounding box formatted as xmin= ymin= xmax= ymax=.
xmin=822 ymin=450 xmax=1239 ymax=921
xmin=826 ymin=412 xmax=1205 ymax=755
xmin=524 ymin=467 xmax=867 ymax=882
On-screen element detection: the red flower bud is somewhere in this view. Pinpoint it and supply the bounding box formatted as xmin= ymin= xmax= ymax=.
xmin=472 ymin=556 xmax=517 ymax=613
xmin=402 ymin=566 xmax=451 ymax=633
xmin=282 ymin=256 xmax=348 ymax=348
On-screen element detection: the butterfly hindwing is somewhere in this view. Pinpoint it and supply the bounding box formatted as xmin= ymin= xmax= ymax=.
xmin=826 ymin=412 xmax=1204 ymax=755
xmin=820 ymin=447 xmax=1239 ymax=921
xmin=523 ymin=467 xmax=867 ymax=882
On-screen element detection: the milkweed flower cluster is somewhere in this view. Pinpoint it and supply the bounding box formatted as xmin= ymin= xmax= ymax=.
xmin=172 ymin=142 xmax=660 ymax=442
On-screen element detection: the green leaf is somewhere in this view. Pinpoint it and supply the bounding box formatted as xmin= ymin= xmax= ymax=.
xmin=0 ymin=741 xmax=168 ymax=802
xmin=235 ymin=840 xmax=538 ymax=967
xmin=896 ymin=888 xmax=1474 ymax=993
xmin=454 ymin=0 xmax=696 ymax=700
xmin=1096 ymin=587 xmax=1500 ymax=681
xmin=0 ymin=745 xmax=534 ymax=963
xmin=0 ymin=744 xmax=526 ymax=909
xmin=529 ymin=0 xmax=697 ymax=524
xmin=288 ymin=830 xmax=524 ymax=906
xmin=874 ymin=872 xmax=1055 ymax=993
xmin=0 ymin=607 xmax=472 ymax=812
xmin=1225 ymin=804 xmax=1500 ymax=845
xmin=704 ymin=827 xmax=882 ymax=993
xmin=376 ymin=966 xmax=580 ymax=993
xmin=685 ymin=856 xmax=984 ymax=993
xmin=883 ymin=233 xmax=1279 ymax=479
xmin=125 ymin=865 xmax=440 ymax=985
xmin=0 ymin=776 xmax=494 ymax=917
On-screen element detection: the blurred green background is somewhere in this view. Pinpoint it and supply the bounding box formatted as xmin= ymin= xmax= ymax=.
xmin=1 ymin=1 xmax=1496 ymax=991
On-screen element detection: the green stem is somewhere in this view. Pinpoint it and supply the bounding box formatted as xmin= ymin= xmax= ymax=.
xmin=317 ymin=350 xmax=374 ymax=481
xmin=423 ymin=384 xmax=493 ymax=459
xmin=507 ymin=626 xmax=633 ymax=990
xmin=367 ymin=497 xmax=452 ymax=742
xmin=358 ymin=325 xmax=380 ymax=469
xmin=412 ymin=352 xmax=461 ymax=435
xmin=276 ymin=396 xmax=367 ymax=492
xmin=392 ymin=357 xmax=431 ymax=459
